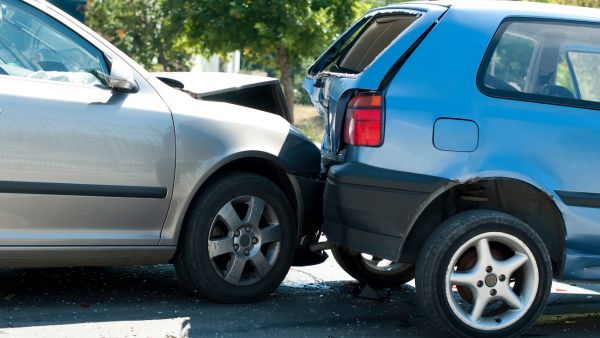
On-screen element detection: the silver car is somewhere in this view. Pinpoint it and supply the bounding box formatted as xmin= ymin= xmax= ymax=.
xmin=0 ymin=0 xmax=324 ymax=303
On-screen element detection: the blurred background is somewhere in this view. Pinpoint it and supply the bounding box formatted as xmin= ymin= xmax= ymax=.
xmin=49 ymin=0 xmax=600 ymax=142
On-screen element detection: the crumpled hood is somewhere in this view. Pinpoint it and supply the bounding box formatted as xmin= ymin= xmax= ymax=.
xmin=152 ymin=72 xmax=291 ymax=122
xmin=153 ymin=77 xmax=292 ymax=135
xmin=153 ymin=72 xmax=278 ymax=98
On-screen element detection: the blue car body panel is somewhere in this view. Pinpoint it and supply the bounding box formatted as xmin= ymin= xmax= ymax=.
xmin=306 ymin=1 xmax=600 ymax=281
xmin=305 ymin=3 xmax=448 ymax=164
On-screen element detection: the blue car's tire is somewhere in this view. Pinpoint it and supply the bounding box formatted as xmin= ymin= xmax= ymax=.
xmin=416 ymin=210 xmax=552 ymax=338
xmin=331 ymin=247 xmax=414 ymax=288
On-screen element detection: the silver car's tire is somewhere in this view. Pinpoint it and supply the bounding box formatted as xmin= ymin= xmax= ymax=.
xmin=416 ymin=210 xmax=552 ymax=338
xmin=331 ymin=247 xmax=414 ymax=288
xmin=175 ymin=172 xmax=296 ymax=303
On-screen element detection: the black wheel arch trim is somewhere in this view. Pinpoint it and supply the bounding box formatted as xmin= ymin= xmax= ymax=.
xmin=404 ymin=177 xmax=568 ymax=275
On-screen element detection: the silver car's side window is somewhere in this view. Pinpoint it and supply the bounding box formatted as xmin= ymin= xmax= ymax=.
xmin=0 ymin=0 xmax=109 ymax=87
xmin=479 ymin=19 xmax=600 ymax=109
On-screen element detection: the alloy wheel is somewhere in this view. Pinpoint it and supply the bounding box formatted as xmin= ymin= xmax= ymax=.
xmin=207 ymin=195 xmax=281 ymax=286
xmin=445 ymin=232 xmax=539 ymax=331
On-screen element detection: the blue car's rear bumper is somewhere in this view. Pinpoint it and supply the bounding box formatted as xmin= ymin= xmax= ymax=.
xmin=322 ymin=162 xmax=449 ymax=261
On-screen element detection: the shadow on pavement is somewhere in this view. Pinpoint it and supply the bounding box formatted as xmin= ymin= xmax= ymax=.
xmin=0 ymin=265 xmax=435 ymax=337
xmin=0 ymin=265 xmax=598 ymax=337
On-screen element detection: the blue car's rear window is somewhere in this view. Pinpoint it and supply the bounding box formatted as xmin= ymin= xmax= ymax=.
xmin=328 ymin=14 xmax=418 ymax=74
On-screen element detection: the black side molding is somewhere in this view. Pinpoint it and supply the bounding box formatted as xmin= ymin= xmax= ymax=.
xmin=0 ymin=181 xmax=168 ymax=199
xmin=556 ymin=190 xmax=600 ymax=208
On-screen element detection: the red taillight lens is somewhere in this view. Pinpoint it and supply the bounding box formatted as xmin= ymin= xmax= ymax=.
xmin=343 ymin=93 xmax=383 ymax=147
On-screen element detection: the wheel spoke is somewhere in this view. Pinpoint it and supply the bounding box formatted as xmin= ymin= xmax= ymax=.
xmin=245 ymin=196 xmax=266 ymax=227
xmin=470 ymin=294 xmax=489 ymax=321
xmin=497 ymin=252 xmax=529 ymax=276
xmin=250 ymin=251 xmax=272 ymax=278
xmin=208 ymin=237 xmax=234 ymax=258
xmin=475 ymin=238 xmax=495 ymax=268
xmin=224 ymin=256 xmax=246 ymax=284
xmin=500 ymin=287 xmax=523 ymax=310
xmin=217 ymin=202 xmax=243 ymax=231
xmin=260 ymin=223 xmax=282 ymax=244
xmin=450 ymin=270 xmax=478 ymax=287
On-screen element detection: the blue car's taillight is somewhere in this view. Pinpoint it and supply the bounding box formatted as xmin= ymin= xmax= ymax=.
xmin=343 ymin=93 xmax=383 ymax=147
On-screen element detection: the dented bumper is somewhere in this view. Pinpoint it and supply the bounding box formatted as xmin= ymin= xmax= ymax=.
xmin=322 ymin=162 xmax=449 ymax=261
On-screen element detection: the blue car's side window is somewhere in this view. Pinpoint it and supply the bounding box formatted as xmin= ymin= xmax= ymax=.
xmin=566 ymin=51 xmax=600 ymax=102
xmin=477 ymin=18 xmax=600 ymax=110
xmin=486 ymin=32 xmax=537 ymax=93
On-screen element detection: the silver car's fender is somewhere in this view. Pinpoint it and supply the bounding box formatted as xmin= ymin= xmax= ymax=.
xmin=151 ymin=79 xmax=319 ymax=246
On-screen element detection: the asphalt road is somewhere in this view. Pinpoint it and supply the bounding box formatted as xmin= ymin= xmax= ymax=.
xmin=0 ymin=256 xmax=599 ymax=337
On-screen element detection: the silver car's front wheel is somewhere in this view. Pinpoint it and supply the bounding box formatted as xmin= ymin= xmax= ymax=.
xmin=208 ymin=196 xmax=282 ymax=286
xmin=175 ymin=172 xmax=296 ymax=303
xmin=416 ymin=210 xmax=552 ymax=338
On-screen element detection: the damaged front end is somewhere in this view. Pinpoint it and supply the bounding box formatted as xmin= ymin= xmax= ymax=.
xmin=155 ymin=72 xmax=292 ymax=122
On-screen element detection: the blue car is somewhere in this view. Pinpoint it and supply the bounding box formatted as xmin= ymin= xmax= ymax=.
xmin=305 ymin=1 xmax=600 ymax=337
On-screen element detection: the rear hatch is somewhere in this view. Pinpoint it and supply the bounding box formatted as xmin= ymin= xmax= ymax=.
xmin=304 ymin=3 xmax=448 ymax=166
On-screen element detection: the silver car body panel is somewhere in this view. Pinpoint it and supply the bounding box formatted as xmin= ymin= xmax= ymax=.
xmin=0 ymin=70 xmax=175 ymax=246
xmin=0 ymin=0 xmax=312 ymax=266
xmin=153 ymin=81 xmax=290 ymax=245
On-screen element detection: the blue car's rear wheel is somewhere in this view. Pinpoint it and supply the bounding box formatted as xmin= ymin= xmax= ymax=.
xmin=416 ymin=210 xmax=552 ymax=338
xmin=331 ymin=247 xmax=414 ymax=288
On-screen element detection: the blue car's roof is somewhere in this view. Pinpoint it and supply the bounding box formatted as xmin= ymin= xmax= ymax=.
xmin=381 ymin=0 xmax=600 ymax=23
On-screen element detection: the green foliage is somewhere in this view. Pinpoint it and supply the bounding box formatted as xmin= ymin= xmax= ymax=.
xmin=163 ymin=0 xmax=362 ymax=112
xmin=534 ymin=0 xmax=600 ymax=6
xmin=169 ymin=1 xmax=355 ymax=67
xmin=84 ymin=0 xmax=404 ymax=107
xmin=86 ymin=0 xmax=198 ymax=71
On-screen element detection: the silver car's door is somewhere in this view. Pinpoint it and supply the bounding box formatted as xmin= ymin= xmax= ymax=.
xmin=0 ymin=0 xmax=175 ymax=246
